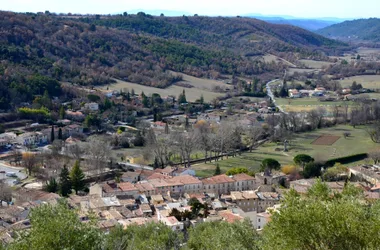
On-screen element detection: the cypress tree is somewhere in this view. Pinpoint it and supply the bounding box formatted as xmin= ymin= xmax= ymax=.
xmin=59 ymin=165 xmax=72 ymax=197
xmin=58 ymin=128 xmax=63 ymax=140
xmin=51 ymin=126 xmax=55 ymax=142
xmin=215 ymin=164 xmax=221 ymax=175
xmin=70 ymin=160 xmax=85 ymax=194
xmin=59 ymin=106 xmax=65 ymax=119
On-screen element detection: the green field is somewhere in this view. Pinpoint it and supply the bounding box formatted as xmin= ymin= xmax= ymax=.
xmin=338 ymin=75 xmax=380 ymax=89
xmin=98 ymin=73 xmax=226 ymax=102
xmin=192 ymin=125 xmax=375 ymax=177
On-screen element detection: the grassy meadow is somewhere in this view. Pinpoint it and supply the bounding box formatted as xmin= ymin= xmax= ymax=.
xmin=338 ymin=75 xmax=380 ymax=89
xmin=99 ymin=72 xmax=226 ymax=102
xmin=192 ymin=125 xmax=376 ymax=177
xmin=299 ymin=59 xmax=333 ymax=69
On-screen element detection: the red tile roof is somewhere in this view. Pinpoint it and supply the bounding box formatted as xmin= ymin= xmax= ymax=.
xmin=218 ymin=210 xmax=243 ymax=223
xmin=202 ymin=174 xmax=235 ymax=185
xmin=232 ymin=173 xmax=255 ymax=182
xmin=118 ymin=182 xmax=138 ymax=192
xmin=171 ymin=175 xmax=202 ymax=185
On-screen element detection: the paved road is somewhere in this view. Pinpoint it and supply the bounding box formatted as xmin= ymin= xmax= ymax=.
xmin=266 ymin=69 xmax=288 ymax=114
xmin=0 ymin=161 xmax=27 ymax=186
xmin=266 ymin=79 xmax=287 ymax=114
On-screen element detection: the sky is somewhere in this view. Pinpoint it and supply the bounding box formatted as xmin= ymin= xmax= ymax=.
xmin=2 ymin=0 xmax=379 ymax=19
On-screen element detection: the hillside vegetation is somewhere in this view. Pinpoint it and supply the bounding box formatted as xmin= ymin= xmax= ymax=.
xmin=0 ymin=11 xmax=347 ymax=110
xmin=317 ymin=18 xmax=380 ymax=42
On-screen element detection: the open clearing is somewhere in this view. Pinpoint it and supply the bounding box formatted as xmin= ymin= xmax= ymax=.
xmin=311 ymin=135 xmax=341 ymax=145
xmin=338 ymin=75 xmax=380 ymax=89
xmin=193 ymin=125 xmax=375 ymax=177
xmin=275 ymin=98 xmax=353 ymax=113
xmin=99 ymin=73 xmax=226 ymax=102
xmin=299 ymin=59 xmax=333 ymax=69
xmin=262 ymin=54 xmax=297 ymax=67
xmin=357 ymin=47 xmax=380 ymax=55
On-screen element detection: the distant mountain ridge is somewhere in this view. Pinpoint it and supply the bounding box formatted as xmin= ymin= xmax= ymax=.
xmin=244 ymin=14 xmax=352 ymax=31
xmin=317 ymin=18 xmax=380 ymax=42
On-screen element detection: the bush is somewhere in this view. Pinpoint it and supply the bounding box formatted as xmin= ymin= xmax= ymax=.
xmin=325 ymin=153 xmax=368 ymax=167
xmin=281 ymin=165 xmax=296 ymax=175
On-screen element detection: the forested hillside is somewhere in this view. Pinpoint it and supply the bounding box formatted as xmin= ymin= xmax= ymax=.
xmin=317 ymin=18 xmax=380 ymax=42
xmin=0 ymin=11 xmax=347 ymax=110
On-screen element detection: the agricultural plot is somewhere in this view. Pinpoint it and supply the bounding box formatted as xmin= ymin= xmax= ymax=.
xmin=311 ymin=135 xmax=341 ymax=145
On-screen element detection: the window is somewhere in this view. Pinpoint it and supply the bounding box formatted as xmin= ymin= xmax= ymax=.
xmin=258 ymin=226 xmax=261 ymax=229
xmin=258 ymin=219 xmax=261 ymax=222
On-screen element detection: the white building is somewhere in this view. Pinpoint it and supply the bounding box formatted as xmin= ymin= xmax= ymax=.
xmin=161 ymin=216 xmax=184 ymax=231
xmin=16 ymin=132 xmax=48 ymax=146
xmin=83 ymin=102 xmax=99 ymax=111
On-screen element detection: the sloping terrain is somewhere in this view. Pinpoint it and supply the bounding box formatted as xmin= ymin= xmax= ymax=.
xmin=317 ymin=18 xmax=380 ymax=42
xmin=0 ymin=11 xmax=347 ymax=109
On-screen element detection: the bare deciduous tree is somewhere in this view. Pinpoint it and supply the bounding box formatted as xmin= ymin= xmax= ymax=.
xmin=244 ymin=126 xmax=263 ymax=152
xmin=171 ymin=131 xmax=197 ymax=167
xmin=369 ymin=149 xmax=380 ymax=164
xmin=22 ymin=152 xmax=37 ymax=176
xmin=66 ymin=143 xmax=84 ymax=160
xmin=194 ymin=122 xmax=212 ymax=163
xmin=86 ymin=137 xmax=111 ymax=175
xmin=0 ymin=181 xmax=12 ymax=205
xmin=144 ymin=129 xmax=171 ymax=168
xmin=308 ymin=107 xmax=326 ymax=130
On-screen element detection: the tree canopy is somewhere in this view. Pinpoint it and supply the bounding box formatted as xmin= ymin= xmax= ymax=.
xmin=260 ymin=158 xmax=281 ymax=173
xmin=8 ymin=201 xmax=102 ymax=250
xmin=261 ymin=180 xmax=380 ymax=250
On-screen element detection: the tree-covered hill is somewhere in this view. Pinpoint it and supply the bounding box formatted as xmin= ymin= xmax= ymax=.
xmin=317 ymin=18 xmax=380 ymax=42
xmin=0 ymin=11 xmax=347 ymax=110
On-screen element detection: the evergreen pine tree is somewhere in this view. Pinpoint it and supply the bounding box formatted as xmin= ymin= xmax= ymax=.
xmin=59 ymin=165 xmax=72 ymax=197
xmin=58 ymin=128 xmax=63 ymax=140
xmin=215 ymin=164 xmax=221 ymax=175
xmin=199 ymin=95 xmax=204 ymax=104
xmin=59 ymin=106 xmax=65 ymax=119
xmin=70 ymin=160 xmax=85 ymax=194
xmin=104 ymin=98 xmax=112 ymax=110
xmin=178 ymin=89 xmax=187 ymax=104
xmin=45 ymin=177 xmax=58 ymax=193
xmin=185 ymin=117 xmax=190 ymax=129
xmin=153 ymin=157 xmax=160 ymax=169
xmin=50 ymin=126 xmax=55 ymax=142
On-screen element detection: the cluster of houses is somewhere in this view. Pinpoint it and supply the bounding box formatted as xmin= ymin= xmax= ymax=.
xmin=288 ymin=87 xmax=326 ymax=98
xmin=1 ymin=163 xmax=380 ymax=242
xmin=0 ymin=169 xmax=284 ymax=242
xmin=0 ymin=123 xmax=85 ymax=150
xmin=84 ymin=168 xmax=283 ymax=232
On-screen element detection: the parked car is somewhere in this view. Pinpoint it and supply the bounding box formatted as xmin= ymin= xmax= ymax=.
xmin=6 ymin=172 xmax=17 ymax=178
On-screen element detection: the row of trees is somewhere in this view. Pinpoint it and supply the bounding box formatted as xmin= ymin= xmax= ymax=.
xmin=144 ymin=120 xmax=264 ymax=168
xmin=6 ymin=181 xmax=379 ymax=250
